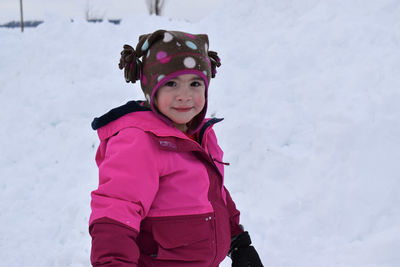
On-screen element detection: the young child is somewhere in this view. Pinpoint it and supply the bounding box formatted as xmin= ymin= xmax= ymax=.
xmin=89 ymin=29 xmax=263 ymax=267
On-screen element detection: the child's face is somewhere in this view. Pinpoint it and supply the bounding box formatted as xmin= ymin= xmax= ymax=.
xmin=155 ymin=74 xmax=206 ymax=132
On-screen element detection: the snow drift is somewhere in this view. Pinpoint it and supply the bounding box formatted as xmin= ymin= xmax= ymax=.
xmin=1 ymin=0 xmax=400 ymax=266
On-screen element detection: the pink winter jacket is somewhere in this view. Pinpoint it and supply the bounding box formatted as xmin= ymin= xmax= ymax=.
xmin=89 ymin=101 xmax=243 ymax=267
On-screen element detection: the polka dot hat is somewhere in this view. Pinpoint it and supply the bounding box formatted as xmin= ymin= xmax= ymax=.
xmin=118 ymin=29 xmax=221 ymax=133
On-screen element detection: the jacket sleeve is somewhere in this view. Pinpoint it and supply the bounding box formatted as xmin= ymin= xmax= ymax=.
xmin=90 ymin=217 xmax=140 ymax=267
xmin=89 ymin=127 xmax=160 ymax=266
xmin=224 ymin=186 xmax=244 ymax=237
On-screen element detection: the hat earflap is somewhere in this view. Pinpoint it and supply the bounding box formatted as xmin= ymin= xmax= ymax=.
xmin=118 ymin=44 xmax=143 ymax=84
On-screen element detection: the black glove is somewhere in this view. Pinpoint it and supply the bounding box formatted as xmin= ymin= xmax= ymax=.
xmin=229 ymin=231 xmax=263 ymax=267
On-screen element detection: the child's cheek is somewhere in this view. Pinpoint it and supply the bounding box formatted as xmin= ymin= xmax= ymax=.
xmin=198 ymin=94 xmax=206 ymax=109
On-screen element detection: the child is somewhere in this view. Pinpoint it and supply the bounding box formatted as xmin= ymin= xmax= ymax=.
xmin=89 ymin=29 xmax=263 ymax=267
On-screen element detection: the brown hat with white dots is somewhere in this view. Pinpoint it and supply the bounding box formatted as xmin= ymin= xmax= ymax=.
xmin=118 ymin=29 xmax=221 ymax=133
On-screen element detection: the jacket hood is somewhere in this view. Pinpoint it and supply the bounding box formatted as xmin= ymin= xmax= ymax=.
xmin=91 ymin=100 xmax=149 ymax=130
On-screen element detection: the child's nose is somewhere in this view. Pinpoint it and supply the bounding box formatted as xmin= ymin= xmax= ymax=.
xmin=176 ymin=86 xmax=191 ymax=101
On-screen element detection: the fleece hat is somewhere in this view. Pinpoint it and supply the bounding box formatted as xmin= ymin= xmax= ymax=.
xmin=118 ymin=29 xmax=221 ymax=133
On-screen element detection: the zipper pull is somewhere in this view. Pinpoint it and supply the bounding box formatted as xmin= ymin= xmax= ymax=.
xmin=213 ymin=158 xmax=230 ymax=166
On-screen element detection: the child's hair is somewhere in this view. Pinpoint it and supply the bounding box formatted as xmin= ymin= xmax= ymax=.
xmin=118 ymin=29 xmax=221 ymax=133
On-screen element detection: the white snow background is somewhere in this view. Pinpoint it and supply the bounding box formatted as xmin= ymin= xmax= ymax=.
xmin=1 ymin=0 xmax=400 ymax=266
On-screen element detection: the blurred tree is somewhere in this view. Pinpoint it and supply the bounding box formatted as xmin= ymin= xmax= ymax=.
xmin=145 ymin=0 xmax=166 ymax=16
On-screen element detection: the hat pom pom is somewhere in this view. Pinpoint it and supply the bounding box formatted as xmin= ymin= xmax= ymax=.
xmin=119 ymin=44 xmax=143 ymax=83
xmin=208 ymin=51 xmax=221 ymax=78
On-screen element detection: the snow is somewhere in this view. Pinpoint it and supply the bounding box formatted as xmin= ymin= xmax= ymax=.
xmin=1 ymin=0 xmax=400 ymax=266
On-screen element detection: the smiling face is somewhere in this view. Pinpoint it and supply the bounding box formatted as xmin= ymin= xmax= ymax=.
xmin=154 ymin=74 xmax=206 ymax=132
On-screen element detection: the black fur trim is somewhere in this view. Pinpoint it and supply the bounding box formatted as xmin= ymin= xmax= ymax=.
xmin=91 ymin=101 xmax=150 ymax=130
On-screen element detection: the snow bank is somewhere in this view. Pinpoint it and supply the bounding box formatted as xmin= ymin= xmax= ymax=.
xmin=1 ymin=0 xmax=400 ymax=266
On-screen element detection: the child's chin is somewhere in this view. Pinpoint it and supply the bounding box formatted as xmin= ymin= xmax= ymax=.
xmin=171 ymin=116 xmax=195 ymax=124
xmin=171 ymin=117 xmax=193 ymax=126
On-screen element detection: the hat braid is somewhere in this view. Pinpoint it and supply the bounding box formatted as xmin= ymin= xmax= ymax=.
xmin=208 ymin=50 xmax=221 ymax=78
xmin=118 ymin=44 xmax=143 ymax=83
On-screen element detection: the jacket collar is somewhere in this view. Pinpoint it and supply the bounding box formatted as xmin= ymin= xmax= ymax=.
xmin=92 ymin=100 xmax=223 ymax=143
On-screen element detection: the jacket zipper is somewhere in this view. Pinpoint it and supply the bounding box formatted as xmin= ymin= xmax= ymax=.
xmin=187 ymin=118 xmax=226 ymax=266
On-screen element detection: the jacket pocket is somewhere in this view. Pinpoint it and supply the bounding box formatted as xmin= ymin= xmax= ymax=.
xmin=150 ymin=213 xmax=215 ymax=262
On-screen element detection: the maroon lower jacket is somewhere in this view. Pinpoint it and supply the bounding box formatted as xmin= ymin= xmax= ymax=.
xmin=89 ymin=102 xmax=243 ymax=266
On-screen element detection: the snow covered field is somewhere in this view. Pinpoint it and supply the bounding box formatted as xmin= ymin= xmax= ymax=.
xmin=1 ymin=0 xmax=400 ymax=266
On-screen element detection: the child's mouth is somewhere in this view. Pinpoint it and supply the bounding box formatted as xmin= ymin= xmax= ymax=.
xmin=173 ymin=107 xmax=193 ymax=112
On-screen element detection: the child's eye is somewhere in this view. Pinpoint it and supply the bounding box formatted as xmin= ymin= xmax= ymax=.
xmin=164 ymin=81 xmax=177 ymax=87
xmin=191 ymin=81 xmax=203 ymax=87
